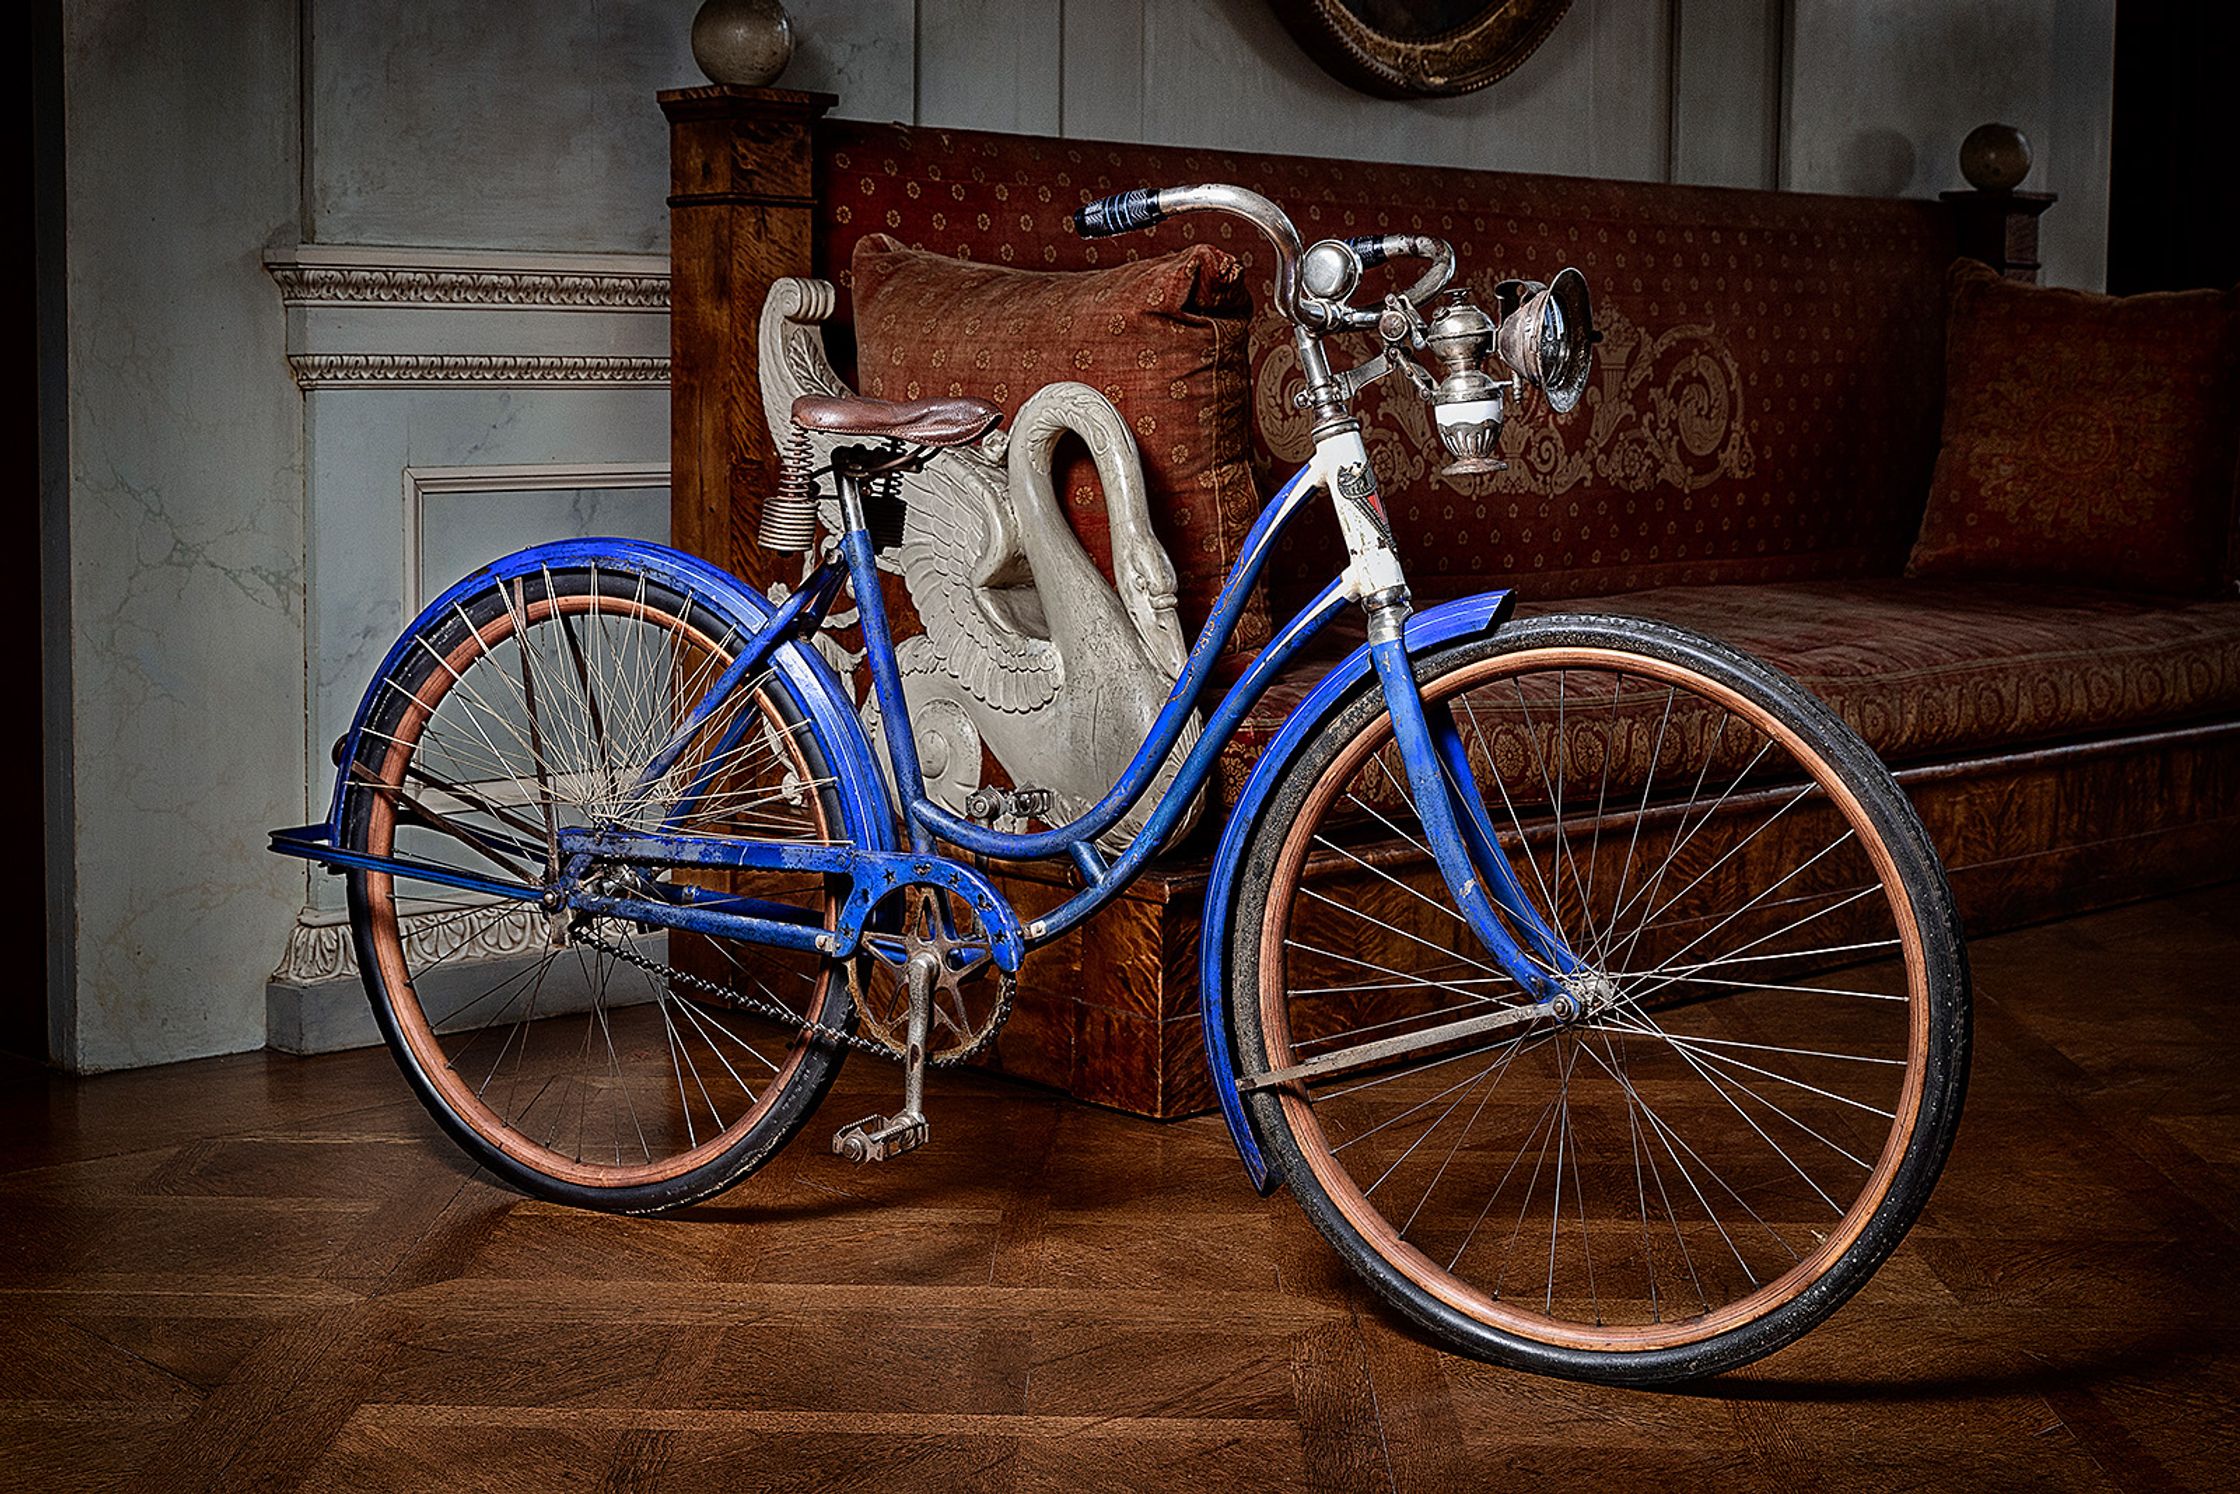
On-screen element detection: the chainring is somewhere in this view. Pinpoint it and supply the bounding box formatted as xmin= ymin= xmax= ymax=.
xmin=849 ymin=885 xmax=1016 ymax=1064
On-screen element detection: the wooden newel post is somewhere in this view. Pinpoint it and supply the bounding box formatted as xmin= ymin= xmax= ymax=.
xmin=661 ymin=84 xmax=835 ymax=595
xmin=1939 ymin=189 xmax=2057 ymax=284
xmin=660 ymin=84 xmax=834 ymax=987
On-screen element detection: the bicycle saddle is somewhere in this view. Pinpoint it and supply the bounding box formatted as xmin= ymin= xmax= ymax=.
xmin=791 ymin=393 xmax=1002 ymax=448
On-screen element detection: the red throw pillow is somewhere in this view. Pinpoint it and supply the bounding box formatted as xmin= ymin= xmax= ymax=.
xmin=1907 ymin=260 xmax=2240 ymax=595
xmin=849 ymin=233 xmax=1272 ymax=662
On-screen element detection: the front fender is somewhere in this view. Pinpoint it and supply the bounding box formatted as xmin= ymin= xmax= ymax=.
xmin=326 ymin=538 xmax=895 ymax=857
xmin=1199 ymin=588 xmax=1515 ymax=1192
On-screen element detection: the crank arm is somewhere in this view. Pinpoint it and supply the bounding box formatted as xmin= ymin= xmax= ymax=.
xmin=1237 ymin=999 xmax=1550 ymax=1093
xmin=833 ymin=949 xmax=939 ymax=1164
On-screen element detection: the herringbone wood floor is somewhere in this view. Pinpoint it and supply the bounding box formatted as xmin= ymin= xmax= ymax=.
xmin=3 ymin=885 xmax=2237 ymax=1491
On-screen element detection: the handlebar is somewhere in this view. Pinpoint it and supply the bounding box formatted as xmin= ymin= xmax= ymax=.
xmin=1074 ymin=184 xmax=1451 ymax=334
xmin=1341 ymin=233 xmax=1457 ymax=311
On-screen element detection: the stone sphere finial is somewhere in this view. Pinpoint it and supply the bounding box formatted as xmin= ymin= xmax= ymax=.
xmin=1959 ymin=123 xmax=2032 ymax=193
xmin=692 ymin=0 xmax=794 ymax=87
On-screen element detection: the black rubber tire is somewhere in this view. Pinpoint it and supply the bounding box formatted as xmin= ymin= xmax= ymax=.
xmin=341 ymin=565 xmax=860 ymax=1216
xmin=1229 ymin=613 xmax=1971 ymax=1384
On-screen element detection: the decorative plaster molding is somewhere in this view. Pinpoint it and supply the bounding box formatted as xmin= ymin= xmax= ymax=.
xmin=273 ymin=901 xmax=551 ymax=986
xmin=270 ymin=264 xmax=670 ymax=310
xmin=266 ymin=244 xmax=670 ymax=311
xmin=287 ymin=352 xmax=670 ymax=389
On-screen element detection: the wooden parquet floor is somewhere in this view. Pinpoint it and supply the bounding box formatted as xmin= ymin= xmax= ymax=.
xmin=3 ymin=885 xmax=2237 ymax=1492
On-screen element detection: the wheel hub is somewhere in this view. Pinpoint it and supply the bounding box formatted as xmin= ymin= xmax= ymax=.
xmin=1548 ymin=969 xmax=1620 ymax=1025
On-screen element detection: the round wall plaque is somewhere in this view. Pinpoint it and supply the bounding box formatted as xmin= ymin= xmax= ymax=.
xmin=1272 ymin=0 xmax=1575 ymax=98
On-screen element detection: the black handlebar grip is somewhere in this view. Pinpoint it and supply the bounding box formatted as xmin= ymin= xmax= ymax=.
xmin=1346 ymin=234 xmax=1396 ymax=269
xmin=1075 ymin=188 xmax=1166 ymax=238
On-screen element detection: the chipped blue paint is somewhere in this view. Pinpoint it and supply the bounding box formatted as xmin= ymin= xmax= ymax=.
xmin=279 ymin=495 xmax=1574 ymax=1195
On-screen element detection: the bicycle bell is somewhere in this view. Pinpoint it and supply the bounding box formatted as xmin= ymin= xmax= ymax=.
xmin=1300 ymin=238 xmax=1362 ymax=304
xmin=1421 ymin=287 xmax=1509 ymax=477
xmin=1493 ymin=267 xmax=1596 ymax=414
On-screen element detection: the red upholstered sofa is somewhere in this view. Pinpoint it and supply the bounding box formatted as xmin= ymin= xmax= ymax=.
xmin=663 ymin=87 xmax=2240 ymax=1117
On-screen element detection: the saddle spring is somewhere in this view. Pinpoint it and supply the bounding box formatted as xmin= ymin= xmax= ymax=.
xmin=862 ymin=471 xmax=906 ymax=552
xmin=758 ymin=423 xmax=820 ymax=552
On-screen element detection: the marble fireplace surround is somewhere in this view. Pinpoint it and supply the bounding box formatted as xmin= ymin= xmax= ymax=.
xmin=265 ymin=242 xmax=674 ymax=1054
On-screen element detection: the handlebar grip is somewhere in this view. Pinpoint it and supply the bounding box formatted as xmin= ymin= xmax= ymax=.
xmin=1342 ymin=232 xmax=1457 ymax=311
xmin=1074 ymin=188 xmax=1167 ymax=239
xmin=1345 ymin=234 xmax=1397 ymax=269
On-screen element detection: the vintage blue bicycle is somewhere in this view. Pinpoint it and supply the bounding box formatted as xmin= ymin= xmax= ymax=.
xmin=272 ymin=185 xmax=1969 ymax=1383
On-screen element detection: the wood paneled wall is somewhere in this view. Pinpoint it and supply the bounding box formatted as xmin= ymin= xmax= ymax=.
xmin=777 ymin=0 xmax=2110 ymax=287
xmin=792 ymin=0 xmax=1708 ymax=187
xmin=295 ymin=1 xmax=2110 ymax=282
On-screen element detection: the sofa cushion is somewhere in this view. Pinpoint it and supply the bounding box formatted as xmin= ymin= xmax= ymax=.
xmin=850 ymin=232 xmax=1271 ymax=661
xmin=1214 ymin=579 xmax=2240 ymax=809
xmin=1907 ymin=261 xmax=2240 ymax=596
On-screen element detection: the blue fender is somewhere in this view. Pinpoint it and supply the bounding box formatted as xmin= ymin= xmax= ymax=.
xmin=1198 ymin=588 xmax=1516 ymax=1193
xmin=325 ymin=538 xmax=896 ymax=858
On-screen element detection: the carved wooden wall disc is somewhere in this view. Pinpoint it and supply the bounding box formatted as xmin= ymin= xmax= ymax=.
xmin=1273 ymin=0 xmax=1574 ymax=98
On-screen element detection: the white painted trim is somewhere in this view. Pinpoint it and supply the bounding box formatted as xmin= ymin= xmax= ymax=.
xmin=272 ymin=243 xmax=670 ymax=275
xmin=401 ymin=462 xmax=670 ymax=609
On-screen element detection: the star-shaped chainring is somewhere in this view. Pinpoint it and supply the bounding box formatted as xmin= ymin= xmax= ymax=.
xmin=851 ymin=885 xmax=1014 ymax=1063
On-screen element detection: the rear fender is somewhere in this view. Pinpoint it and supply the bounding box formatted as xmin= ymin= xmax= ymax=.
xmin=325 ymin=538 xmax=895 ymax=857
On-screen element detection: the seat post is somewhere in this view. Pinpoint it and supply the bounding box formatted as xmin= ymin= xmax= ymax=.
xmin=830 ymin=461 xmax=935 ymax=849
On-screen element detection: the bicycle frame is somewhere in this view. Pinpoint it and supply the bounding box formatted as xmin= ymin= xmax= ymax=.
xmin=269 ymin=289 xmax=1597 ymax=1194
xmin=272 ymin=437 xmax=1585 ymax=1022
xmin=623 ymin=430 xmax=1584 ymax=998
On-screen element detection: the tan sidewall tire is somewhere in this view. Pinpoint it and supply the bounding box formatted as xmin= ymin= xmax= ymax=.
xmin=1229 ymin=613 xmax=1970 ymax=1383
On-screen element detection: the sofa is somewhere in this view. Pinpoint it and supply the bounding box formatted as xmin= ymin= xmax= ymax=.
xmin=662 ymin=86 xmax=2240 ymax=1118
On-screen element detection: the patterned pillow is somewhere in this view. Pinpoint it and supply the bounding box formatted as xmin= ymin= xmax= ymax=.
xmin=1907 ymin=260 xmax=2240 ymax=595
xmin=850 ymin=233 xmax=1272 ymax=662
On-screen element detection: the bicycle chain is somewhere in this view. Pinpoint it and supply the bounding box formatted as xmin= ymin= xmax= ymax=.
xmin=574 ymin=922 xmax=1016 ymax=1069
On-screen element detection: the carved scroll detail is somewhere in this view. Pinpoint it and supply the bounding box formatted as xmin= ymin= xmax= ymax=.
xmin=271 ymin=902 xmax=550 ymax=985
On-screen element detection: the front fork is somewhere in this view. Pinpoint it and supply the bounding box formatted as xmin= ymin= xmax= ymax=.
xmin=1363 ymin=591 xmax=1587 ymax=1007
xmin=1309 ymin=413 xmax=1588 ymax=1006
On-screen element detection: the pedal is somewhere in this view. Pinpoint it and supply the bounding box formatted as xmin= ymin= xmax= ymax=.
xmin=830 ymin=1111 xmax=930 ymax=1164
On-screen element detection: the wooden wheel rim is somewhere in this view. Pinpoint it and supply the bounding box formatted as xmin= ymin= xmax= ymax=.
xmin=362 ymin=588 xmax=835 ymax=1190
xmin=1257 ymin=644 xmax=1931 ymax=1352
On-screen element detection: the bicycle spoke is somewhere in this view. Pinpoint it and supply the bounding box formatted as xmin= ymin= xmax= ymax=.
xmin=350 ymin=568 xmax=844 ymax=1195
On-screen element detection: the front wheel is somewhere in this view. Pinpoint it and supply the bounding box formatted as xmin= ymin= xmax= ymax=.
xmin=1230 ymin=613 xmax=1969 ymax=1383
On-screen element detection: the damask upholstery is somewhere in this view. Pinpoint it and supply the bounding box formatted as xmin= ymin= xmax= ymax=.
xmin=1907 ymin=261 xmax=2240 ymax=596
xmin=1216 ymin=581 xmax=2240 ymax=807
xmin=813 ymin=122 xmax=1956 ymax=617
xmin=850 ymin=233 xmax=1271 ymax=658
xmin=1560 ymin=580 xmax=2240 ymax=763
xmin=805 ymin=123 xmax=2238 ymax=829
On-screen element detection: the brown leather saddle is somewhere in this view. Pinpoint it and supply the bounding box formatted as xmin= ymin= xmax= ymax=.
xmin=791 ymin=393 xmax=1002 ymax=449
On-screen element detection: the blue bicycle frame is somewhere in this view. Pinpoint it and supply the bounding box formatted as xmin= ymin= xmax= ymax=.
xmin=272 ymin=447 xmax=1587 ymax=1191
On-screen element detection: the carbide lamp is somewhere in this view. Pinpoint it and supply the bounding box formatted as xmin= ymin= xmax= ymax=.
xmin=1422 ymin=288 xmax=1509 ymax=476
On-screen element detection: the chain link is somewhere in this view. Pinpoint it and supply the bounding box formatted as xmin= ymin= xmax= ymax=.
xmin=574 ymin=924 xmax=1015 ymax=1069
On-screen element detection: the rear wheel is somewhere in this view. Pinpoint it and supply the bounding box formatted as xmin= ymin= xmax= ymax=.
xmin=341 ymin=561 xmax=862 ymax=1214
xmin=1231 ymin=614 xmax=1969 ymax=1382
